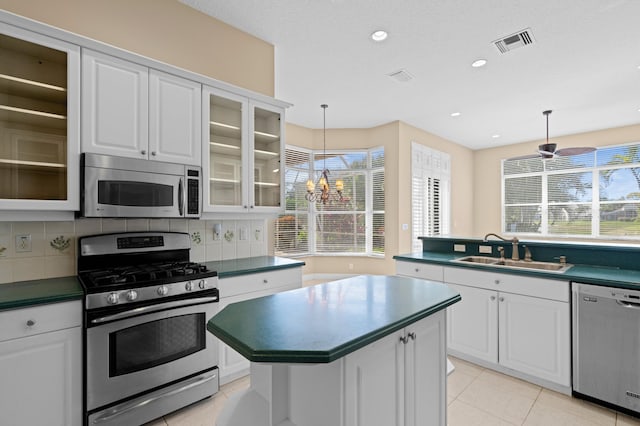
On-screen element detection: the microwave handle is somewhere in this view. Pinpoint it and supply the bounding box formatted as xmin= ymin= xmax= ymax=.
xmin=178 ymin=177 xmax=184 ymax=216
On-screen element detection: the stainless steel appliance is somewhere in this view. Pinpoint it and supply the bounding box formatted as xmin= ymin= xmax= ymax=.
xmin=81 ymin=153 xmax=201 ymax=218
xmin=573 ymin=282 xmax=640 ymax=415
xmin=78 ymin=232 xmax=219 ymax=426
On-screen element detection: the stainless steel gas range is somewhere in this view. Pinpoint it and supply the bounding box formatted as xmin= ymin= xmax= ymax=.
xmin=77 ymin=232 xmax=219 ymax=426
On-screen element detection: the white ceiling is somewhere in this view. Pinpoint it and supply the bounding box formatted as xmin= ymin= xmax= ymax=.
xmin=181 ymin=0 xmax=640 ymax=150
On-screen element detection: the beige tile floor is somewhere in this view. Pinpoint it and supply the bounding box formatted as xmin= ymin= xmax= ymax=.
xmin=145 ymin=356 xmax=640 ymax=426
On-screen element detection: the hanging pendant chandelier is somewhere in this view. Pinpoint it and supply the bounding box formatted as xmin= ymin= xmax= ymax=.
xmin=305 ymin=104 xmax=345 ymax=204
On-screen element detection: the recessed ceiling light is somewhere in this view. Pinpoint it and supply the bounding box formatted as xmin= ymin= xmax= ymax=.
xmin=371 ymin=30 xmax=388 ymax=42
xmin=471 ymin=59 xmax=487 ymax=68
xmin=450 ymin=112 xmax=461 ymax=117
xmin=492 ymin=134 xmax=501 ymax=139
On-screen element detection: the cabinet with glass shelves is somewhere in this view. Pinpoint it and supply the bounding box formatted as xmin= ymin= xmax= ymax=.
xmin=202 ymin=87 xmax=285 ymax=214
xmin=0 ymin=23 xmax=79 ymax=210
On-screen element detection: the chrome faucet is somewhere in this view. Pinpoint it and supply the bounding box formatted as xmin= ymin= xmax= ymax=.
xmin=483 ymin=233 xmax=520 ymax=261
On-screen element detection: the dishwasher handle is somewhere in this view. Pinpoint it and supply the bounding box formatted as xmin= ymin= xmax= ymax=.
xmin=616 ymin=299 xmax=640 ymax=309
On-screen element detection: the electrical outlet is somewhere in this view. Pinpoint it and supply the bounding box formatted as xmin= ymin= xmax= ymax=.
xmin=402 ymin=223 xmax=409 ymax=231
xmin=479 ymin=245 xmax=492 ymax=254
xmin=454 ymin=244 xmax=466 ymax=252
xmin=348 ymin=263 xmax=354 ymax=270
xmin=15 ymin=234 xmax=32 ymax=252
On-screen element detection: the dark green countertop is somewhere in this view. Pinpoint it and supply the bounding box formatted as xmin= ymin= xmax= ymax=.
xmin=205 ymin=256 xmax=305 ymax=279
xmin=207 ymin=274 xmax=461 ymax=363
xmin=0 ymin=276 xmax=84 ymax=311
xmin=394 ymin=252 xmax=640 ymax=290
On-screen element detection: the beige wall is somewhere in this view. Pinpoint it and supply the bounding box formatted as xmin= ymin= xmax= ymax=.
xmin=0 ymin=0 xmax=274 ymax=96
xmin=399 ymin=122 xmax=475 ymax=252
xmin=285 ymin=120 xmax=474 ymax=276
xmin=473 ymin=123 xmax=640 ymax=242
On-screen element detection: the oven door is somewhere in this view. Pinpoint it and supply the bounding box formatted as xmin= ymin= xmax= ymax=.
xmin=83 ymin=166 xmax=184 ymax=218
xmin=86 ymin=299 xmax=218 ymax=411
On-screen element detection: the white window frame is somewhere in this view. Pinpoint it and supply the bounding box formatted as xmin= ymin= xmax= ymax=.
xmin=501 ymin=142 xmax=640 ymax=239
xmin=276 ymin=145 xmax=385 ymax=257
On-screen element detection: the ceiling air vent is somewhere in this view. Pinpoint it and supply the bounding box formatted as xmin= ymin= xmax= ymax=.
xmin=493 ymin=28 xmax=535 ymax=54
xmin=387 ymin=69 xmax=414 ymax=83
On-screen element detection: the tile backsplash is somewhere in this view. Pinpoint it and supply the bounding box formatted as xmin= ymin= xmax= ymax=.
xmin=0 ymin=218 xmax=267 ymax=284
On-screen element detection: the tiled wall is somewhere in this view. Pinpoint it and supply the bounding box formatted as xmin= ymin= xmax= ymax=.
xmin=0 ymin=218 xmax=267 ymax=284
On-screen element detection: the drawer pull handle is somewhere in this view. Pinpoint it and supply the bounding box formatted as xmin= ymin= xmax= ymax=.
xmin=499 ymin=297 xmax=505 ymax=302
xmin=26 ymin=320 xmax=35 ymax=327
xmin=490 ymin=296 xmax=496 ymax=301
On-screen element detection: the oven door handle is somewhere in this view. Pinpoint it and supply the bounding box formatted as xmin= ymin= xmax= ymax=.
xmin=90 ymin=296 xmax=218 ymax=324
xmin=91 ymin=371 xmax=218 ymax=424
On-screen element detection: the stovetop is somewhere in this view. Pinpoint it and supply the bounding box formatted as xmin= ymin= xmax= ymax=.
xmin=79 ymin=261 xmax=213 ymax=291
xmin=78 ymin=232 xmax=218 ymax=310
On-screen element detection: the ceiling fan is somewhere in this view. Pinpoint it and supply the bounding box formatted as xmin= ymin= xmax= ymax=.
xmin=508 ymin=110 xmax=595 ymax=160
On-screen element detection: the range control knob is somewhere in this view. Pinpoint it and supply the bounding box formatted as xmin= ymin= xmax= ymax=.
xmin=157 ymin=285 xmax=169 ymax=296
xmin=107 ymin=292 xmax=119 ymax=305
xmin=126 ymin=290 xmax=138 ymax=302
xmin=198 ymin=279 xmax=206 ymax=289
xmin=185 ymin=281 xmax=195 ymax=292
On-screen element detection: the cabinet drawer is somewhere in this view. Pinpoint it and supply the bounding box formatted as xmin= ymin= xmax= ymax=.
xmin=0 ymin=301 xmax=82 ymax=342
xmin=396 ymin=261 xmax=443 ymax=282
xmin=219 ymin=267 xmax=302 ymax=298
xmin=443 ymin=266 xmax=569 ymax=302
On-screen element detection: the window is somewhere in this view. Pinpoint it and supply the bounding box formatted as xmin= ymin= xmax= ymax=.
xmin=411 ymin=143 xmax=451 ymax=252
xmin=502 ymin=143 xmax=640 ymax=238
xmin=275 ymin=146 xmax=385 ymax=256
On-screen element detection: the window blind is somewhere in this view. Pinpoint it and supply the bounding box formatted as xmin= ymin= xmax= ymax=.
xmin=411 ymin=142 xmax=451 ymax=252
xmin=502 ymin=143 xmax=640 ymax=238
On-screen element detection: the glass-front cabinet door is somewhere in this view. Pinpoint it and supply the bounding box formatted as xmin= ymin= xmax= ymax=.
xmin=251 ymin=101 xmax=283 ymax=211
xmin=0 ymin=23 xmax=79 ymax=210
xmin=202 ymin=87 xmax=248 ymax=212
xmin=202 ymin=87 xmax=285 ymax=214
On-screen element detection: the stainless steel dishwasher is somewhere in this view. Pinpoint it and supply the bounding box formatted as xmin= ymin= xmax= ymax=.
xmin=573 ymin=282 xmax=640 ymax=414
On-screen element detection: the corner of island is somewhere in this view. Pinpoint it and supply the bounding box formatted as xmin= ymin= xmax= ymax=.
xmin=207 ymin=274 xmax=460 ymax=426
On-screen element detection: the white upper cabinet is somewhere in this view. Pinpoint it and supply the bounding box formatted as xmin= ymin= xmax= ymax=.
xmin=82 ymin=49 xmax=200 ymax=166
xmin=0 ymin=22 xmax=80 ymax=211
xmin=202 ymin=86 xmax=285 ymax=214
xmin=149 ymin=69 xmax=201 ymax=165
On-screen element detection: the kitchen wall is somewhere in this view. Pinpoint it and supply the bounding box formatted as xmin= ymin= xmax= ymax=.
xmin=0 ymin=218 xmax=267 ymax=283
xmin=0 ymin=0 xmax=274 ymax=96
xmin=473 ymin=123 xmax=640 ymax=243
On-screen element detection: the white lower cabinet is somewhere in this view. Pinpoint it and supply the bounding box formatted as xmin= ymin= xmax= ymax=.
xmin=0 ymin=301 xmax=82 ymax=426
xmin=443 ymin=266 xmax=570 ymax=388
xmin=446 ymin=283 xmax=498 ymax=363
xmin=217 ymin=267 xmax=302 ymax=384
xmin=394 ymin=260 xmax=571 ymax=390
xmin=498 ymin=292 xmax=570 ymax=385
xmin=344 ymin=311 xmax=447 ymax=426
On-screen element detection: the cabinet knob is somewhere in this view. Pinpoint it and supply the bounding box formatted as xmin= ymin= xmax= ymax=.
xmin=263 ymin=279 xmax=268 ymax=284
xmin=415 ymin=268 xmax=419 ymax=273
xmin=499 ymin=297 xmax=505 ymax=302
xmin=151 ymin=151 xmax=156 ymax=156
xmin=490 ymin=296 xmax=496 ymax=301
xmin=141 ymin=150 xmax=147 ymax=155
xmin=494 ymin=279 xmax=500 ymax=285
xmin=250 ymin=205 xmax=254 ymax=209
xmin=26 ymin=320 xmax=36 ymax=327
xmin=244 ymin=205 xmax=248 ymax=209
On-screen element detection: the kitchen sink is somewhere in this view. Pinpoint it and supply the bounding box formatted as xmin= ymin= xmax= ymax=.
xmin=454 ymin=255 xmax=573 ymax=273
xmin=455 ymin=255 xmax=500 ymax=264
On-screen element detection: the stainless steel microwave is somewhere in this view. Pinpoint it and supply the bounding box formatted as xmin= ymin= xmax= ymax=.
xmin=81 ymin=153 xmax=201 ymax=218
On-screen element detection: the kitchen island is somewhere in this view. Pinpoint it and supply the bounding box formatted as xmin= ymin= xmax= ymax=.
xmin=207 ymin=274 xmax=460 ymax=426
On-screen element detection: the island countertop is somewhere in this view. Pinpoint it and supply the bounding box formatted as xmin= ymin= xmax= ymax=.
xmin=207 ymin=274 xmax=461 ymax=363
